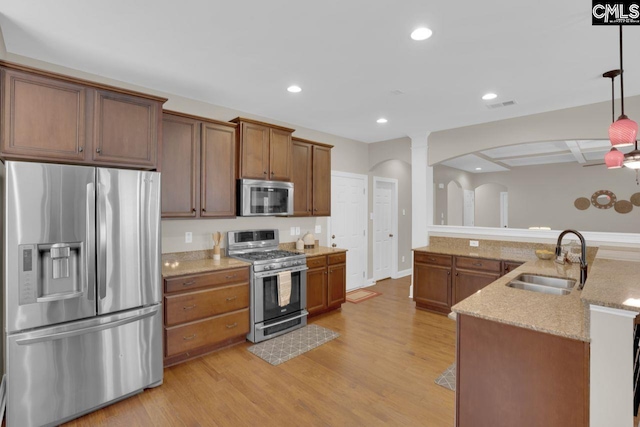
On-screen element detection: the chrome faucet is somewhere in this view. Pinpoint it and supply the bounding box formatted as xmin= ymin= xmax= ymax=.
xmin=555 ymin=229 xmax=587 ymax=290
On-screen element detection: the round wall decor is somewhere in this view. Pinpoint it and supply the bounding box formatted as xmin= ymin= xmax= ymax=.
xmin=591 ymin=190 xmax=617 ymax=209
xmin=574 ymin=197 xmax=590 ymax=210
xmin=631 ymin=192 xmax=640 ymax=207
xmin=614 ymin=200 xmax=633 ymax=214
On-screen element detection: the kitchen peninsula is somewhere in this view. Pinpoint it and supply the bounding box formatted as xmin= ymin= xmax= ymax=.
xmin=414 ymin=237 xmax=640 ymax=426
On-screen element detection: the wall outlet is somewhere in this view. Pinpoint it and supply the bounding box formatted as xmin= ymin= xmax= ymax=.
xmin=402 ymin=256 xmax=405 ymax=263
xmin=469 ymin=240 xmax=479 ymax=247
xmin=295 ymin=227 xmax=301 ymax=235
xmin=402 ymin=209 xmax=406 ymax=216
xmin=315 ymin=225 xmax=321 ymax=234
xmin=290 ymin=227 xmax=296 ymax=236
xmin=185 ymin=232 xmax=192 ymax=243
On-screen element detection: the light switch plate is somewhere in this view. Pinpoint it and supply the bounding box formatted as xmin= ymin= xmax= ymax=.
xmin=295 ymin=227 xmax=301 ymax=235
xmin=185 ymin=232 xmax=192 ymax=243
xmin=315 ymin=225 xmax=321 ymax=233
xmin=290 ymin=227 xmax=296 ymax=236
xmin=469 ymin=240 xmax=479 ymax=247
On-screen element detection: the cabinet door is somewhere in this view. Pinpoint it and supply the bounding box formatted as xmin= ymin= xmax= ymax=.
xmin=291 ymin=140 xmax=312 ymax=216
xmin=238 ymin=122 xmax=269 ymax=179
xmin=201 ymin=122 xmax=236 ymax=217
xmin=413 ymin=262 xmax=451 ymax=312
xmin=312 ymin=145 xmax=331 ymax=216
xmin=453 ymin=269 xmax=500 ymax=305
xmin=92 ymin=90 xmax=159 ymax=168
xmin=502 ymin=261 xmax=523 ymax=276
xmin=269 ymin=128 xmax=292 ymax=181
xmin=307 ymin=266 xmax=328 ymax=315
xmin=161 ymin=114 xmax=199 ymax=217
xmin=327 ymin=263 xmax=346 ymax=308
xmin=1 ymin=68 xmax=87 ymax=161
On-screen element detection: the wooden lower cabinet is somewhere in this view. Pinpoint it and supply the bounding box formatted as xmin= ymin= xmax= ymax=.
xmin=452 ymin=256 xmax=501 ymax=306
xmin=457 ymin=314 xmax=589 ymax=426
xmin=163 ymin=266 xmax=250 ymax=366
xmin=306 ymin=252 xmax=347 ymax=317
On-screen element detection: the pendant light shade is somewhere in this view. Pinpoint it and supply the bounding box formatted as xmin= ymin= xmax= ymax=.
xmin=609 ymin=116 xmax=638 ymax=147
xmin=605 ymin=147 xmax=625 ymax=168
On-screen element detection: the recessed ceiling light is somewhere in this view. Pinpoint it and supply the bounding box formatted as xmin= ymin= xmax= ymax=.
xmin=475 ymin=167 xmax=482 ymax=171
xmin=410 ymin=27 xmax=433 ymax=41
xmin=482 ymin=93 xmax=498 ymax=100
xmin=287 ymin=85 xmax=302 ymax=93
xmin=376 ymin=118 xmax=388 ymax=124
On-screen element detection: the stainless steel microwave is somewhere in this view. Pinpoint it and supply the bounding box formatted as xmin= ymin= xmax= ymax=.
xmin=237 ymin=179 xmax=294 ymax=216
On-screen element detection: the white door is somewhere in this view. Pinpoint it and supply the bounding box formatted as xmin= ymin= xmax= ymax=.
xmin=330 ymin=172 xmax=367 ymax=291
xmin=500 ymin=191 xmax=509 ymax=228
xmin=463 ymin=189 xmax=475 ymax=227
xmin=373 ymin=178 xmax=397 ymax=281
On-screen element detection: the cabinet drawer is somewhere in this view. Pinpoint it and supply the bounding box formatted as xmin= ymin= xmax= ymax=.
xmin=455 ymin=256 xmax=501 ymax=272
xmin=165 ymin=309 xmax=249 ymax=357
xmin=328 ymin=252 xmax=346 ymax=265
xmin=164 ymin=267 xmax=249 ymax=293
xmin=307 ymin=256 xmax=326 ymax=269
xmin=164 ymin=284 xmax=249 ymax=326
xmin=414 ymin=252 xmax=452 ymax=267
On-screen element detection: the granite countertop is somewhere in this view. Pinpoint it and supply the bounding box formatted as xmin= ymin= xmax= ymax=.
xmin=452 ymin=259 xmax=588 ymax=342
xmin=162 ymin=256 xmax=251 ymax=278
xmin=287 ymin=245 xmax=348 ymax=257
xmin=414 ymin=244 xmax=538 ymax=264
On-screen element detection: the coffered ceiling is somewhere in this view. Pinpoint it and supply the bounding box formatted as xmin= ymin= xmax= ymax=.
xmin=1 ymin=1 xmax=639 ymax=143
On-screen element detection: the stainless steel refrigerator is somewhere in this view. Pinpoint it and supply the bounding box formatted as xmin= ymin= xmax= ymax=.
xmin=0 ymin=161 xmax=163 ymax=427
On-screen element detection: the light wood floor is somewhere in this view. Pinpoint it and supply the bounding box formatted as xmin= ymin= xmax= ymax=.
xmin=64 ymin=276 xmax=456 ymax=427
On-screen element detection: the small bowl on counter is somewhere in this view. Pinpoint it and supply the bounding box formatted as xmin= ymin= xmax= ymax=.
xmin=535 ymin=249 xmax=555 ymax=260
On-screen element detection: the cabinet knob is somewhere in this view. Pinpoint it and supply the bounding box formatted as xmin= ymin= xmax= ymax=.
xmin=78 ymin=147 xmax=84 ymax=152
xmin=389 ymin=234 xmax=394 ymax=237
xmin=455 ymin=272 xmax=459 ymax=276
xmin=192 ymin=208 xmax=196 ymax=213
xmin=202 ymin=208 xmax=206 ymax=212
xmin=325 ymin=271 xmax=328 ymax=275
xmin=96 ymin=148 xmax=101 ymax=154
xmin=447 ymin=271 xmax=450 ymax=276
xmin=263 ymin=171 xmax=267 ymax=175
xmin=271 ymin=171 xmax=274 ymax=175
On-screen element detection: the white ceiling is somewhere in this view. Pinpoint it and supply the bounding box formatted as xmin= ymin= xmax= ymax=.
xmin=440 ymin=140 xmax=636 ymax=172
xmin=1 ymin=1 xmax=639 ymax=143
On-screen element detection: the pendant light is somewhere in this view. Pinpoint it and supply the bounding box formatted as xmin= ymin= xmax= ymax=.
xmin=603 ymin=69 xmax=625 ymax=168
xmin=609 ymin=26 xmax=638 ymax=147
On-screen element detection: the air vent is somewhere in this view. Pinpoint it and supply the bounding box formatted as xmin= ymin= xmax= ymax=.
xmin=486 ymin=100 xmax=517 ymax=109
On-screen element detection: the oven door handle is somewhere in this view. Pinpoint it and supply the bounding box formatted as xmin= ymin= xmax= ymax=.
xmin=254 ymin=266 xmax=308 ymax=279
xmin=256 ymin=310 xmax=309 ymax=330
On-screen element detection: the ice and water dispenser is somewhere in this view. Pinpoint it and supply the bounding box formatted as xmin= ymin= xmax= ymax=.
xmin=18 ymin=242 xmax=83 ymax=304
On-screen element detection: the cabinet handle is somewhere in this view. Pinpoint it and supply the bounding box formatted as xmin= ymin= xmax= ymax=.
xmin=183 ymin=281 xmax=196 ymax=287
xmin=78 ymin=147 xmax=84 ymax=152
xmin=271 ymin=171 xmax=274 ymax=175
xmin=428 ymin=257 xmax=436 ymax=261
xmin=192 ymin=208 xmax=196 ymax=213
xmin=226 ymin=296 xmax=237 ymax=302
xmin=263 ymin=171 xmax=267 ymax=175
xmin=226 ymin=323 xmax=238 ymax=329
xmin=202 ymin=208 xmax=206 ymax=212
xmin=473 ymin=262 xmax=483 ymax=267
xmin=96 ymin=148 xmax=101 ymax=154
xmin=325 ymin=271 xmax=328 ymax=275
xmin=225 ymin=274 xmax=237 ymax=279
xmin=183 ymin=304 xmax=196 ymax=311
xmin=183 ymin=334 xmax=196 ymax=340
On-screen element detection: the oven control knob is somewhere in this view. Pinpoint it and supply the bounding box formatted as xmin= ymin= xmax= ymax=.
xmin=283 ymin=262 xmax=290 ymax=267
xmin=264 ymin=265 xmax=272 ymax=271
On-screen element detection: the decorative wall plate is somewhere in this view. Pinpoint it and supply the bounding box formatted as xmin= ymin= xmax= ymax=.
xmin=591 ymin=190 xmax=616 ymax=209
xmin=614 ymin=200 xmax=633 ymax=214
xmin=574 ymin=197 xmax=590 ymax=210
xmin=631 ymin=192 xmax=640 ymax=207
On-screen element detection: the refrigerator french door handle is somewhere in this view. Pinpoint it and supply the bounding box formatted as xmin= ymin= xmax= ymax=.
xmin=97 ymin=181 xmax=108 ymax=300
xmin=86 ymin=182 xmax=96 ymax=301
xmin=15 ymin=305 xmax=160 ymax=345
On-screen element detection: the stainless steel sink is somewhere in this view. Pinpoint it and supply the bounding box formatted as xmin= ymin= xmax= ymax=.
xmin=514 ymin=274 xmax=576 ymax=290
xmin=507 ymin=274 xmax=576 ymax=296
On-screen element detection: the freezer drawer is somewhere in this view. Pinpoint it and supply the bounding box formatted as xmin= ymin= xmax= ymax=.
xmin=6 ymin=305 xmax=162 ymax=427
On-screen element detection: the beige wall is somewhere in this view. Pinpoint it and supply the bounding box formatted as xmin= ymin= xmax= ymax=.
xmin=474 ymin=183 xmax=506 ymax=228
xmin=435 ymin=162 xmax=640 ymax=233
xmin=368 ymin=137 xmax=412 ymax=276
xmin=428 ymin=95 xmax=640 ymax=165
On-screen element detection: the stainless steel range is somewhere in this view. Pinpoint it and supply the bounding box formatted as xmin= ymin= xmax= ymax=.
xmin=227 ymin=229 xmax=308 ymax=343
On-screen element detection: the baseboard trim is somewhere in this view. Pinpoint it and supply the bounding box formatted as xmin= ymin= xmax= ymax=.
xmin=393 ymin=269 xmax=412 ymax=279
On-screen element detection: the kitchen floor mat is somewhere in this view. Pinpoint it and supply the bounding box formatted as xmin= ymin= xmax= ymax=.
xmin=434 ymin=363 xmax=456 ymax=391
xmin=345 ymin=289 xmax=382 ymax=304
xmin=247 ymin=324 xmax=339 ymax=366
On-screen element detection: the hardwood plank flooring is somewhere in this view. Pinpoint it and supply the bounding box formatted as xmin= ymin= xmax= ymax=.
xmin=63 ymin=277 xmax=456 ymax=427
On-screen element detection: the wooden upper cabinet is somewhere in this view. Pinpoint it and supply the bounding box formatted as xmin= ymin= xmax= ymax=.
xmin=232 ymin=117 xmax=294 ymax=181
xmin=0 ymin=62 xmax=167 ymax=169
xmin=1 ymin=68 xmax=87 ymax=161
xmin=291 ymin=140 xmax=312 ymax=216
xmin=291 ymin=137 xmax=333 ymax=217
xmin=201 ymin=121 xmax=236 ymax=217
xmin=161 ymin=113 xmax=200 ymax=217
xmin=269 ymin=128 xmax=292 ymax=180
xmin=312 ymin=144 xmax=331 ymax=216
xmin=92 ymin=90 xmax=160 ymax=168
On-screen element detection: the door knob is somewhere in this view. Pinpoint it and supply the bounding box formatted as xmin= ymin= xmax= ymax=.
xmin=332 ymin=235 xmax=335 ymax=239
xmin=389 ymin=234 xmax=394 ymax=237
xmin=332 ymin=243 xmax=336 ymax=247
